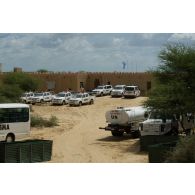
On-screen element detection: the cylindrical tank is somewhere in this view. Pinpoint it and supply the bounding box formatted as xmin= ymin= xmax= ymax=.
xmin=105 ymin=106 xmax=148 ymax=125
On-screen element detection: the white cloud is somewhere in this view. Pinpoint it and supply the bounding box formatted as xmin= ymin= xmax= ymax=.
xmin=1 ymin=33 xmax=195 ymax=72
xmin=168 ymin=33 xmax=195 ymax=41
xmin=141 ymin=33 xmax=156 ymax=39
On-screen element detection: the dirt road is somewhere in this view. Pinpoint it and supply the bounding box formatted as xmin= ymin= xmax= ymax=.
xmin=30 ymin=96 xmax=148 ymax=163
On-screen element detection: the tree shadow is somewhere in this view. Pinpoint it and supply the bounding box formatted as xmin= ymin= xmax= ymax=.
xmin=97 ymin=134 xmax=133 ymax=142
xmin=95 ymin=135 xmax=148 ymax=155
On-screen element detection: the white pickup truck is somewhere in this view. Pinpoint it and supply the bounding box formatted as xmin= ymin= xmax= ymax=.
xmin=139 ymin=112 xmax=195 ymax=136
xmin=92 ymin=85 xmax=113 ymax=96
xmin=31 ymin=92 xmax=53 ymax=104
xmin=68 ymin=93 xmax=95 ymax=106
xmin=20 ymin=92 xmax=34 ymax=103
xmin=52 ymin=91 xmax=72 ymax=105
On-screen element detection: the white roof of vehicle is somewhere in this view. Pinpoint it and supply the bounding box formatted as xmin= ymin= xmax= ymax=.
xmin=114 ymin=85 xmax=126 ymax=87
xmin=0 ymin=103 xmax=29 ymax=108
xmin=125 ymin=85 xmax=138 ymax=87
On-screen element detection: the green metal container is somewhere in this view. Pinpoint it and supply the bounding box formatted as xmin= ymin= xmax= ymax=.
xmin=0 ymin=139 xmax=53 ymax=163
xmin=148 ymin=141 xmax=177 ymax=163
xmin=140 ymin=135 xmax=179 ymax=151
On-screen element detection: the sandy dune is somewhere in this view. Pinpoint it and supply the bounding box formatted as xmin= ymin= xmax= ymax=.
xmin=30 ymin=96 xmax=148 ymax=163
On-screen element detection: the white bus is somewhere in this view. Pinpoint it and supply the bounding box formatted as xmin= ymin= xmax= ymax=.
xmin=0 ymin=103 xmax=30 ymax=142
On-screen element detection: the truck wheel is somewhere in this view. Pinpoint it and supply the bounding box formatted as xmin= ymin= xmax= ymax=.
xmin=111 ymin=131 xmax=124 ymax=137
xmin=90 ymin=99 xmax=94 ymax=104
xmin=62 ymin=101 xmax=66 ymax=105
xmin=40 ymin=99 xmax=44 ymax=103
xmin=6 ymin=134 xmax=15 ymax=142
xmin=131 ymin=131 xmax=141 ymax=138
xmin=79 ymin=101 xmax=82 ymax=106
xmin=101 ymin=92 xmax=103 ymax=97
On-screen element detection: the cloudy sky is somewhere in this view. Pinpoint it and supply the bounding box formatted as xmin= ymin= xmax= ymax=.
xmin=1 ymin=33 xmax=195 ymax=72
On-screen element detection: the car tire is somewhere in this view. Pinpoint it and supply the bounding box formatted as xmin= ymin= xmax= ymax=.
xmin=79 ymin=102 xmax=82 ymax=106
xmin=111 ymin=131 xmax=124 ymax=137
xmin=131 ymin=131 xmax=141 ymax=138
xmin=6 ymin=134 xmax=15 ymax=142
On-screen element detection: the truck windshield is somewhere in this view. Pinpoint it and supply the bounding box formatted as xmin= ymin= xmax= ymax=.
xmin=125 ymin=87 xmax=134 ymax=91
xmin=56 ymin=93 xmax=65 ymax=97
xmin=34 ymin=93 xmax=43 ymax=96
xmin=76 ymin=94 xmax=83 ymax=98
xmin=114 ymin=86 xmax=123 ymax=90
xmin=96 ymin=86 xmax=104 ymax=89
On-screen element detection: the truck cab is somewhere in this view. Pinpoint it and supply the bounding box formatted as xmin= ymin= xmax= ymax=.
xmin=139 ymin=112 xmax=195 ymax=136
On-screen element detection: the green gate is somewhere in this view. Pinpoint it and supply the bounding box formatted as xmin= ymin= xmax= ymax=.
xmin=0 ymin=139 xmax=53 ymax=163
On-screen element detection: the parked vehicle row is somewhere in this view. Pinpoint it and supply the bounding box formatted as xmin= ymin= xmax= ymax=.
xmin=91 ymin=84 xmax=141 ymax=98
xmin=20 ymin=91 xmax=95 ymax=107
xmin=20 ymin=84 xmax=140 ymax=106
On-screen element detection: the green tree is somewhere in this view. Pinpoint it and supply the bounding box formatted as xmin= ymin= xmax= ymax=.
xmin=37 ymin=69 xmax=48 ymax=73
xmin=3 ymin=72 xmax=41 ymax=92
xmin=0 ymin=72 xmax=42 ymax=103
xmin=145 ymin=44 xmax=195 ymax=115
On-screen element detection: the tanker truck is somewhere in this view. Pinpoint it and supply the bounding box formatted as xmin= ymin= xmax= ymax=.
xmin=99 ymin=106 xmax=149 ymax=138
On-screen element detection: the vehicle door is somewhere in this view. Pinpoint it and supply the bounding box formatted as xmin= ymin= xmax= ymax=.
xmin=66 ymin=93 xmax=71 ymax=101
xmin=44 ymin=92 xmax=50 ymax=101
xmin=104 ymin=86 xmax=109 ymax=94
xmin=83 ymin=94 xmax=88 ymax=104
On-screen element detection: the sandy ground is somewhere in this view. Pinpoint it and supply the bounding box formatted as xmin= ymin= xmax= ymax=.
xmin=30 ymin=96 xmax=148 ymax=163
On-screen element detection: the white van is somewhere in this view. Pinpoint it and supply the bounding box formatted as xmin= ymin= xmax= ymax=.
xmin=0 ymin=103 xmax=30 ymax=142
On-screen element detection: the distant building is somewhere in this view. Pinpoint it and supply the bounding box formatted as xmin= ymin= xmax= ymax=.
xmin=0 ymin=70 xmax=154 ymax=96
xmin=14 ymin=67 xmax=23 ymax=72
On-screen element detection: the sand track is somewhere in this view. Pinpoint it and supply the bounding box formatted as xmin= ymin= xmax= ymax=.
xmin=30 ymin=96 xmax=148 ymax=163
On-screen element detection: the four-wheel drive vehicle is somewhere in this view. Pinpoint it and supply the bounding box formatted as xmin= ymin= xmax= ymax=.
xmin=92 ymin=85 xmax=113 ymax=96
xmin=0 ymin=103 xmax=30 ymax=142
xmin=20 ymin=92 xmax=34 ymax=103
xmin=139 ymin=112 xmax=195 ymax=136
xmin=111 ymin=85 xmax=126 ymax=97
xmin=31 ymin=92 xmax=53 ymax=104
xmin=52 ymin=91 xmax=72 ymax=105
xmin=99 ymin=106 xmax=149 ymax=137
xmin=68 ymin=93 xmax=95 ymax=106
xmin=124 ymin=85 xmax=140 ymax=98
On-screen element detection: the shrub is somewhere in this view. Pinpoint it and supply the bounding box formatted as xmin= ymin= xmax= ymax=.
xmin=31 ymin=115 xmax=59 ymax=128
xmin=0 ymin=72 xmax=42 ymax=103
xmin=166 ymin=135 xmax=195 ymax=163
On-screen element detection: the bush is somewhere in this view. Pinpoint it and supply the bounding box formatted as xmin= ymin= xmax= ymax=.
xmin=0 ymin=72 xmax=42 ymax=103
xmin=166 ymin=135 xmax=195 ymax=163
xmin=31 ymin=115 xmax=59 ymax=128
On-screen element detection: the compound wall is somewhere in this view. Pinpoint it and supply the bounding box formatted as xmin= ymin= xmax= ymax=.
xmin=0 ymin=71 xmax=154 ymax=95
